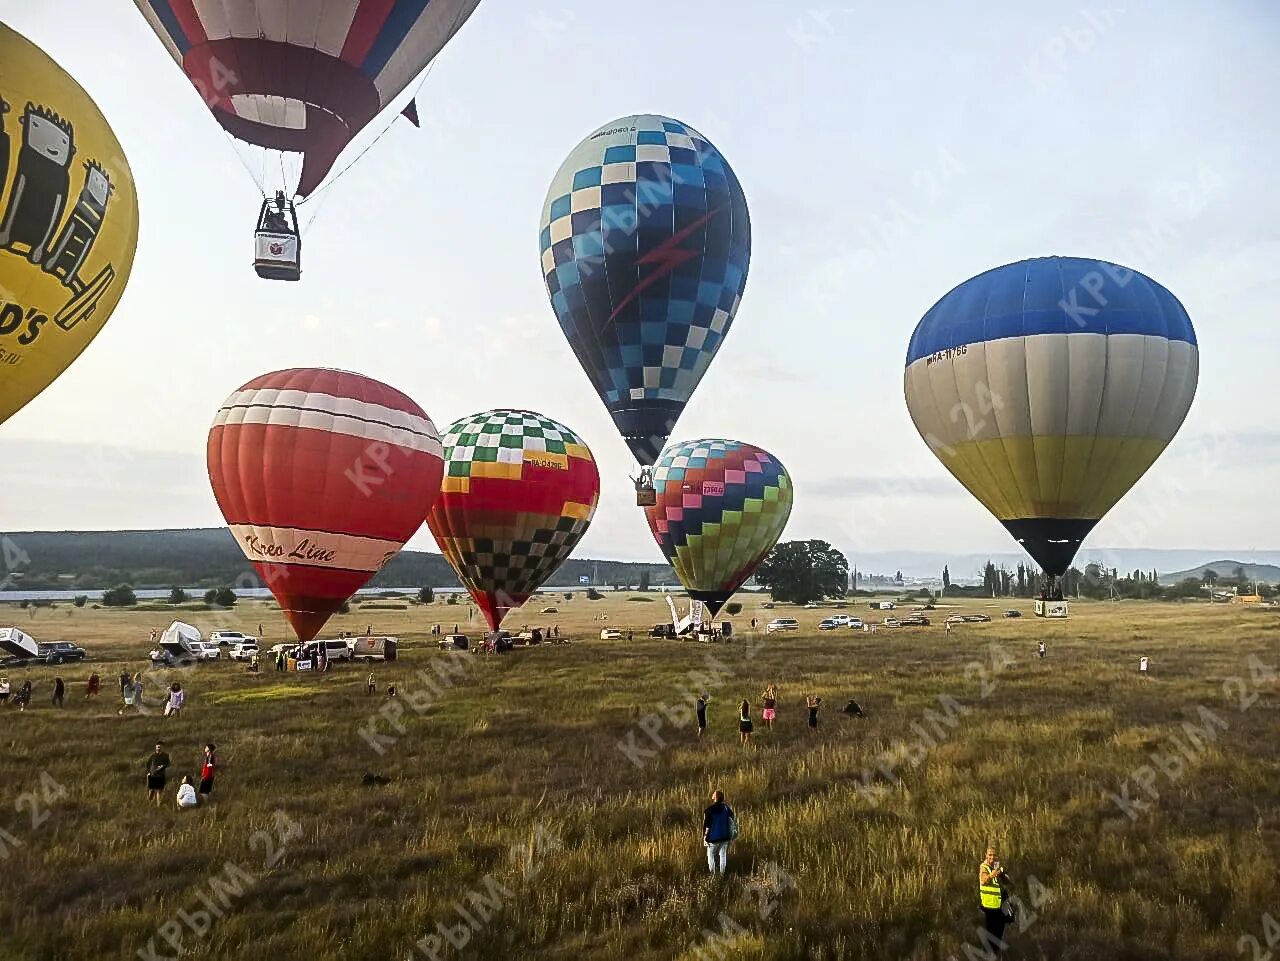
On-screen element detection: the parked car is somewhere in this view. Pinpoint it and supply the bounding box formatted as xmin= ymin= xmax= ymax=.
xmin=900 ymin=615 xmax=930 ymax=626
xmin=190 ymin=641 xmax=220 ymax=660
xmin=761 ymin=602 xmax=775 ymax=609
xmin=229 ymin=641 xmax=259 ymax=661
xmin=964 ymin=614 xmax=992 ymax=623
xmin=540 ymin=607 xmax=558 ymax=614
xmin=600 ymin=629 xmax=623 ymax=640
xmin=650 ymin=624 xmax=675 ymax=638
xmin=766 ymin=618 xmax=799 ymax=634
xmin=817 ymin=619 xmax=839 ymax=631
xmin=439 ymin=634 xmax=468 ymax=651
xmin=830 ymin=614 xmax=850 ymax=626
xmin=847 ymin=617 xmax=864 ymax=630
xmin=210 ymin=631 xmax=257 ymax=647
xmin=803 ymin=602 xmax=819 ymax=609
xmin=304 ymin=639 xmax=352 ymax=662
xmin=882 ymin=617 xmax=901 ymax=628
xmin=39 ymin=642 xmax=87 ymax=665
xmin=1002 ymin=610 xmax=1022 ymax=618
xmin=266 ymin=643 xmax=292 ymax=658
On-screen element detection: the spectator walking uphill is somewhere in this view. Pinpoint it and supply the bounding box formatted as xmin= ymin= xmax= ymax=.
xmin=146 ymin=742 xmax=171 ymax=806
xmin=199 ymin=744 xmax=216 ymax=799
xmin=85 ymin=672 xmax=101 ymax=698
xmin=175 ymin=776 xmax=199 ymax=810
xmin=702 ymin=789 xmax=738 ymax=876
xmin=52 ymin=676 xmax=65 ymax=708
xmin=165 ymin=683 xmax=184 ymax=718
xmin=979 ymin=846 xmax=1009 ymax=954
xmin=738 ymin=700 xmax=753 ymax=745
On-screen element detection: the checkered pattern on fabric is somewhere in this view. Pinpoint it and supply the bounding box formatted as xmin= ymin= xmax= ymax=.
xmin=539 ymin=115 xmax=752 ymax=466
xmin=426 ymin=410 xmax=600 ymax=630
xmin=644 ymin=438 xmax=792 ymax=605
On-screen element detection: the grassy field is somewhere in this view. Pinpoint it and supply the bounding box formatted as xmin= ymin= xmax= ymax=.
xmin=0 ymin=593 xmax=1277 ymax=960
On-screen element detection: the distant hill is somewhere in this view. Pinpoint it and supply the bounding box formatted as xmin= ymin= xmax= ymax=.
xmin=1158 ymin=560 xmax=1280 ymax=586
xmin=850 ymin=548 xmax=1280 ymax=581
xmin=0 ymin=529 xmax=674 ymax=592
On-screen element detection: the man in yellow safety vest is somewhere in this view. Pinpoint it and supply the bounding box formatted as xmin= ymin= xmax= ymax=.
xmin=979 ymin=845 xmax=1007 ymax=952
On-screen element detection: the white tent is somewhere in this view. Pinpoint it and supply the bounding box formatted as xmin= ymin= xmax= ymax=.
xmin=159 ymin=621 xmax=201 ymax=657
xmin=0 ymin=627 xmax=39 ymax=659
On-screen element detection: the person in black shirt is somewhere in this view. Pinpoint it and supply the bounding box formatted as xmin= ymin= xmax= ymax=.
xmin=806 ymin=695 xmax=822 ymax=731
xmin=146 ymin=741 xmax=171 ymax=806
xmin=702 ymin=789 xmax=735 ymax=876
xmin=696 ymin=693 xmax=710 ymax=738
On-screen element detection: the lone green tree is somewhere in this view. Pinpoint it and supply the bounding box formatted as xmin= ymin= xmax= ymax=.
xmin=169 ymin=585 xmax=188 ymax=604
xmin=942 ymin=565 xmax=951 ymax=591
xmin=417 ymin=586 xmax=435 ymax=604
xmin=754 ymin=540 xmax=849 ymax=605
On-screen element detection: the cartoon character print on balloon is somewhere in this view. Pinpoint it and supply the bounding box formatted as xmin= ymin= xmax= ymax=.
xmin=426 ymin=410 xmax=600 ymax=632
xmin=540 ymin=115 xmax=751 ymax=467
xmin=0 ymin=24 xmax=138 ymax=429
xmin=645 ymin=439 xmax=793 ymax=616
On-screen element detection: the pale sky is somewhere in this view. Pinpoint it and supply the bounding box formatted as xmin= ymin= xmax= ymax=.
xmin=2 ymin=1 xmax=1277 ymax=564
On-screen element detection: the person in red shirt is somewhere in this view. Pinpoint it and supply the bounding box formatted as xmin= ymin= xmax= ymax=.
xmin=199 ymin=743 xmax=216 ymax=799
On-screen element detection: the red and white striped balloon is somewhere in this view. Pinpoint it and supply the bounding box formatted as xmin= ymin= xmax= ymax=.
xmin=207 ymin=368 xmax=444 ymax=642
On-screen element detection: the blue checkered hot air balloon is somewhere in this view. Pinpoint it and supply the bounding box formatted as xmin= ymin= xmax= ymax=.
xmin=539 ymin=115 xmax=752 ymax=471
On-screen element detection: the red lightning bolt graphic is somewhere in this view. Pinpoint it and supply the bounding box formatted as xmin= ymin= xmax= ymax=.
xmin=607 ymin=208 xmax=720 ymax=323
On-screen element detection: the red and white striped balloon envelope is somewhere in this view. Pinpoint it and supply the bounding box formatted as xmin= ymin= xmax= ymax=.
xmin=207 ymin=369 xmax=444 ymax=642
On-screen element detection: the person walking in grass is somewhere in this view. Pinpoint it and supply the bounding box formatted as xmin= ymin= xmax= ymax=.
xmin=52 ymin=676 xmax=65 ymax=708
xmin=86 ymin=672 xmax=101 ymax=698
xmin=118 ymin=677 xmax=138 ymax=715
xmin=146 ymin=741 xmax=171 ymax=806
xmin=760 ymin=684 xmax=778 ymax=730
xmin=14 ymin=679 xmax=32 ymax=712
xmin=164 ymin=682 xmax=184 ymax=718
xmin=118 ymin=669 xmax=131 ymax=697
xmin=696 ymin=693 xmax=710 ymax=738
xmin=1037 ymin=640 xmax=1046 ymax=660
xmin=366 ymin=672 xmax=376 ymax=696
xmin=738 ymin=700 xmax=753 ymax=745
xmin=702 ymin=789 xmax=737 ymax=876
xmin=1 ymin=675 xmax=10 ymax=705
xmin=199 ymin=743 xmax=216 ymax=800
xmin=806 ymin=695 xmax=823 ymax=732
xmin=979 ymin=845 xmax=1009 ymax=953
xmin=132 ymin=672 xmax=145 ymax=708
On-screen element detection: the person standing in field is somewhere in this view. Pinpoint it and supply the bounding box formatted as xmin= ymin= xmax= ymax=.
xmin=85 ymin=672 xmax=100 ymax=698
xmin=132 ymin=672 xmax=145 ymax=708
xmin=52 ymin=676 xmax=65 ymax=708
xmin=199 ymin=743 xmax=216 ymax=799
xmin=702 ymin=789 xmax=736 ymax=876
xmin=696 ymin=693 xmax=710 ymax=738
xmin=760 ymin=684 xmax=778 ymax=730
xmin=14 ymin=679 xmax=32 ymax=712
xmin=738 ymin=700 xmax=753 ymax=745
xmin=367 ymin=672 xmax=376 ymax=695
xmin=276 ymin=649 xmax=285 ymax=672
xmin=1 ymin=675 xmax=10 ymax=705
xmin=806 ymin=695 xmax=823 ymax=732
xmin=164 ymin=682 xmax=184 ymax=718
xmin=1139 ymin=655 xmax=1150 ymax=676
xmin=979 ymin=846 xmax=1008 ymax=953
xmin=118 ymin=678 xmax=138 ymax=715
xmin=146 ymin=741 xmax=171 ymax=806
xmin=1037 ymin=641 xmax=1046 ymax=660
xmin=118 ymin=669 xmax=131 ymax=697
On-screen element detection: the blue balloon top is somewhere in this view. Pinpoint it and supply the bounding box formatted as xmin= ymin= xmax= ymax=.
xmin=906 ymin=256 xmax=1196 ymax=367
xmin=540 ymin=115 xmax=751 ymax=466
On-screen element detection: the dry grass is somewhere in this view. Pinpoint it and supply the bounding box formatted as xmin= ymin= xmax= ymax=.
xmin=0 ymin=594 xmax=1277 ymax=960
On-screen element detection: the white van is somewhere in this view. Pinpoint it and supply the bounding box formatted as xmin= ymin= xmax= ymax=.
xmin=766 ymin=618 xmax=799 ymax=634
xmin=304 ymin=639 xmax=352 ymax=662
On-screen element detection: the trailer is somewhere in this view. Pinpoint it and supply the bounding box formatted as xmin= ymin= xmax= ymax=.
xmin=0 ymin=627 xmax=39 ymax=660
xmin=152 ymin=621 xmax=202 ymax=664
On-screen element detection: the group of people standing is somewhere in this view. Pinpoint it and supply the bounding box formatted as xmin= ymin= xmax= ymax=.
xmin=146 ymin=740 xmax=217 ymax=809
xmin=696 ymin=685 xmax=862 ymax=744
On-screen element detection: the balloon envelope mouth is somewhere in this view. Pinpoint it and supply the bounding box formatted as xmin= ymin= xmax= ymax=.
xmin=1000 ymin=518 xmax=1099 ymax=577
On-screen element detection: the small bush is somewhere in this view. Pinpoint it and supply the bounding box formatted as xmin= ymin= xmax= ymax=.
xmin=73 ymin=595 xmax=87 ymax=608
xmin=169 ymin=586 xmax=188 ymax=604
xmin=446 ymin=594 xmax=458 ymax=606
xmin=586 ymin=588 xmax=603 ymax=601
xmin=725 ymin=602 xmax=743 ymax=615
xmin=101 ymin=585 xmax=137 ymax=607
xmin=418 ymin=586 xmax=435 ymax=604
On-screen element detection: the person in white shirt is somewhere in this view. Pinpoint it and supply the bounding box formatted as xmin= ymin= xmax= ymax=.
xmin=175 ymin=776 xmax=199 ymax=809
xmin=1139 ymin=655 xmax=1150 ymax=675
xmin=0 ymin=676 xmax=10 ymax=705
xmin=164 ymin=683 xmax=185 ymax=718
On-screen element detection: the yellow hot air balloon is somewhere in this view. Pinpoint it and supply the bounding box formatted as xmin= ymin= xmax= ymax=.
xmin=0 ymin=23 xmax=139 ymax=427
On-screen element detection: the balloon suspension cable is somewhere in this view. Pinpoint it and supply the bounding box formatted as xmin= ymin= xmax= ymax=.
xmin=224 ymin=132 xmax=268 ymax=199
xmin=297 ymin=0 xmax=473 ymax=230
